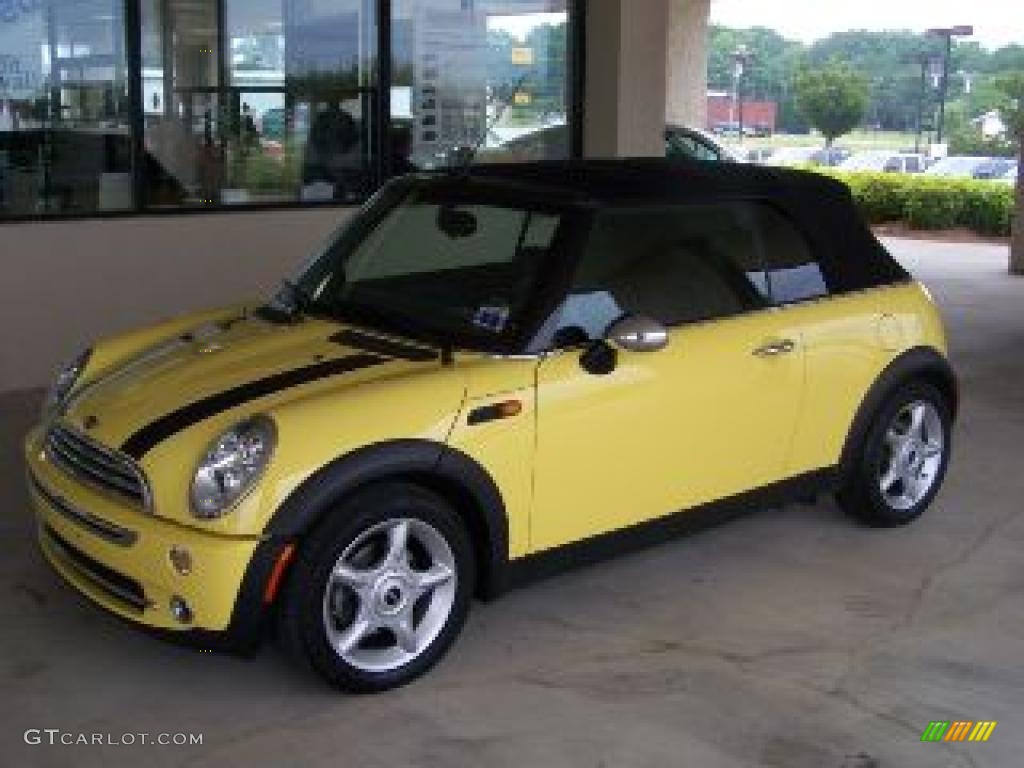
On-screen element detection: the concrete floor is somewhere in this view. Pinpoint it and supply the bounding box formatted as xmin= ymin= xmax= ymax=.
xmin=2 ymin=238 xmax=1022 ymax=768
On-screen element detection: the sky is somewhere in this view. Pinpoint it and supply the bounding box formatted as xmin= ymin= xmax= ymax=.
xmin=710 ymin=0 xmax=1024 ymax=50
xmin=488 ymin=12 xmax=569 ymax=41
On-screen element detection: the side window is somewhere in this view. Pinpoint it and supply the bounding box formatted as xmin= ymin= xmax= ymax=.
xmin=543 ymin=203 xmax=770 ymax=344
xmin=754 ymin=205 xmax=829 ymax=304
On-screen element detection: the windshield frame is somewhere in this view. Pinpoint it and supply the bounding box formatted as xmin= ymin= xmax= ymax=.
xmin=295 ymin=175 xmax=589 ymax=356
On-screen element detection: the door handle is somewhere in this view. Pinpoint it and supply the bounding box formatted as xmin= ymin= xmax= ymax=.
xmin=752 ymin=339 xmax=797 ymax=358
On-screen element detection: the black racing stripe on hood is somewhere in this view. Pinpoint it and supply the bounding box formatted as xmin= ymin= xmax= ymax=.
xmin=329 ymin=329 xmax=439 ymax=362
xmin=120 ymin=353 xmax=388 ymax=460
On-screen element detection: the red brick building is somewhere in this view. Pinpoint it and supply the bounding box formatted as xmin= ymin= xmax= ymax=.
xmin=706 ymin=93 xmax=778 ymax=134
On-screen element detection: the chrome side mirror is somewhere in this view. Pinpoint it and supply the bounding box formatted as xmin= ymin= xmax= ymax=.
xmin=606 ymin=315 xmax=669 ymax=353
xmin=578 ymin=315 xmax=669 ymax=377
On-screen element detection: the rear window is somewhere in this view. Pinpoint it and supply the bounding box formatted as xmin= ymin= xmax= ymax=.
xmin=755 ymin=205 xmax=829 ymax=304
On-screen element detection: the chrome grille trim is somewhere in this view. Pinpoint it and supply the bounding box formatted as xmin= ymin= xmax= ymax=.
xmin=45 ymin=425 xmax=151 ymax=510
xmin=29 ymin=472 xmax=138 ymax=548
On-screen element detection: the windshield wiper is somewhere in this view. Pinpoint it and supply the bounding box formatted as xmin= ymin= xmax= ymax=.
xmin=263 ymin=278 xmax=313 ymax=322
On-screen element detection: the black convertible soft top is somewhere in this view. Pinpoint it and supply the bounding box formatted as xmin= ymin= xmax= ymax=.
xmin=428 ymin=158 xmax=910 ymax=295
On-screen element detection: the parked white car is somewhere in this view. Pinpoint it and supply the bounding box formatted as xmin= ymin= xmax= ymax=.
xmin=839 ymin=151 xmax=927 ymax=174
xmin=925 ymin=156 xmax=993 ymax=179
xmin=769 ymin=147 xmax=823 ymax=167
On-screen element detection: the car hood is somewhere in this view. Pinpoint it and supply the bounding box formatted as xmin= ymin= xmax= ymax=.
xmin=59 ymin=309 xmax=445 ymax=459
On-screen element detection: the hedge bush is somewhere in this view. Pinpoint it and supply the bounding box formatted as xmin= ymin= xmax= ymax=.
xmin=813 ymin=170 xmax=1015 ymax=237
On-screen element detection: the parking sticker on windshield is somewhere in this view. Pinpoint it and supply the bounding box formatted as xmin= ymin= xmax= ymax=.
xmin=473 ymin=305 xmax=510 ymax=334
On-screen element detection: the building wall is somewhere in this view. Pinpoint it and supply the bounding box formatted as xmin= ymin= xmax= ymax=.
xmin=666 ymin=0 xmax=711 ymax=129
xmin=0 ymin=209 xmax=349 ymax=391
xmin=706 ymin=96 xmax=778 ymax=133
xmin=584 ymin=0 xmax=670 ymax=157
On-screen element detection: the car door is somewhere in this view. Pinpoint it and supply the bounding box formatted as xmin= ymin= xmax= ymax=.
xmin=529 ymin=203 xmax=807 ymax=553
xmin=752 ymin=205 xmax=897 ymax=478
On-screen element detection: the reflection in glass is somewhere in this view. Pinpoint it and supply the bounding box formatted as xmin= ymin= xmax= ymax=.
xmin=141 ymin=0 xmax=375 ymax=207
xmin=1 ymin=0 xmax=575 ymax=218
xmin=391 ymin=0 xmax=570 ymax=171
xmin=0 ymin=0 xmax=131 ymax=217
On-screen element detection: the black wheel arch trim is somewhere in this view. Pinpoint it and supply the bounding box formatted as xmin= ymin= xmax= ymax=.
xmin=839 ymin=346 xmax=958 ymax=480
xmin=263 ymin=439 xmax=511 ymax=600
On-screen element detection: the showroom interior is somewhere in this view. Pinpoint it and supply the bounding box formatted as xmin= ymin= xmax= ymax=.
xmin=3 ymin=0 xmax=1023 ymax=765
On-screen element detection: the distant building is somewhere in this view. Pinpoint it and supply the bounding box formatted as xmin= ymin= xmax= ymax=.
xmin=706 ymin=92 xmax=777 ymax=135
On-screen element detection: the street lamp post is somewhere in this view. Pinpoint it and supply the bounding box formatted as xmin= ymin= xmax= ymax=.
xmin=915 ymin=55 xmax=929 ymax=153
xmin=959 ymin=70 xmax=976 ymax=135
xmin=732 ymin=45 xmax=754 ymax=144
xmin=927 ymin=25 xmax=974 ymax=145
xmin=906 ymin=51 xmax=938 ymax=154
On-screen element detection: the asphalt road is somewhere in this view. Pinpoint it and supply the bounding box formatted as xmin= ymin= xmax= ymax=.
xmin=1 ymin=238 xmax=1022 ymax=768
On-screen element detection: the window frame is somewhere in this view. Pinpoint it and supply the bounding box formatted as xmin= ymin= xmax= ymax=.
xmin=1 ymin=0 xmax=585 ymax=225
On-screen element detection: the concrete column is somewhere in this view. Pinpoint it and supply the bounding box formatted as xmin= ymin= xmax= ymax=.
xmin=1011 ymin=176 xmax=1024 ymax=275
xmin=666 ymin=0 xmax=711 ymax=129
xmin=584 ymin=0 xmax=670 ymax=157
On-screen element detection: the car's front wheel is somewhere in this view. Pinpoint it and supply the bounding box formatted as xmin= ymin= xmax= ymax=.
xmin=837 ymin=380 xmax=952 ymax=527
xmin=280 ymin=483 xmax=474 ymax=692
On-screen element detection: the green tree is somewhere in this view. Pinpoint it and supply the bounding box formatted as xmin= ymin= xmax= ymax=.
xmin=807 ymin=30 xmax=929 ymax=132
xmin=793 ymin=61 xmax=870 ymax=145
xmin=707 ymin=27 xmax=1024 ymax=136
xmin=994 ymin=73 xmax=1024 ymax=275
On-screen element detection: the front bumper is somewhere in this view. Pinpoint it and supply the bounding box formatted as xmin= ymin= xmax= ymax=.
xmin=25 ymin=428 xmax=270 ymax=642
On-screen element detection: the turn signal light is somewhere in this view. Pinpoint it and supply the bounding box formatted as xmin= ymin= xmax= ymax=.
xmin=468 ymin=400 xmax=523 ymax=426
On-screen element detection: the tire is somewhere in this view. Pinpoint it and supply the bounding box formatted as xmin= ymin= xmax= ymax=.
xmin=837 ymin=380 xmax=952 ymax=527
xmin=279 ymin=482 xmax=475 ymax=692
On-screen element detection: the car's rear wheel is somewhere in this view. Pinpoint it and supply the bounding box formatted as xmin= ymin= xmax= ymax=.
xmin=279 ymin=483 xmax=474 ymax=692
xmin=837 ymin=380 xmax=952 ymax=527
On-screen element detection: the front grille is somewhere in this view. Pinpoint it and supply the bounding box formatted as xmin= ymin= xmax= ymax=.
xmin=46 ymin=425 xmax=149 ymax=509
xmin=29 ymin=471 xmax=138 ymax=548
xmin=44 ymin=526 xmax=149 ymax=614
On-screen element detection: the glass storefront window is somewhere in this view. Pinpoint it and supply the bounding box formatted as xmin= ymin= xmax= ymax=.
xmin=0 ymin=0 xmax=131 ymax=217
xmin=141 ymin=0 xmax=376 ymax=207
xmin=392 ymin=0 xmax=571 ymax=171
xmin=0 ymin=0 xmax=575 ymax=220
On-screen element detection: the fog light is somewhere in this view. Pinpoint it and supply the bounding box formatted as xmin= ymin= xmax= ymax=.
xmin=170 ymin=596 xmax=193 ymax=624
xmin=169 ymin=546 xmax=192 ymax=576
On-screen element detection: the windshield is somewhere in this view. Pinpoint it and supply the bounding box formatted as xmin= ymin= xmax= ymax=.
xmin=297 ymin=180 xmax=569 ymax=353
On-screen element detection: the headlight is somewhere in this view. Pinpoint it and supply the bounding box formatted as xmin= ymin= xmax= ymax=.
xmin=190 ymin=416 xmax=276 ymax=519
xmin=44 ymin=348 xmax=92 ymax=414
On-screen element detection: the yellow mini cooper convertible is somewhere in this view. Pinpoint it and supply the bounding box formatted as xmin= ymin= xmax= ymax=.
xmin=26 ymin=159 xmax=956 ymax=692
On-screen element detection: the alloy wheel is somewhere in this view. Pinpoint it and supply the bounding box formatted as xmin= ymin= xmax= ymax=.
xmin=322 ymin=518 xmax=457 ymax=673
xmin=878 ymin=400 xmax=945 ymax=511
